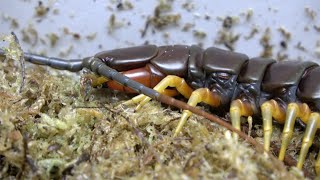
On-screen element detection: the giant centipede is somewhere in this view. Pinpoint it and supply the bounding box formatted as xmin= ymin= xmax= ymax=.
xmin=1 ymin=44 xmax=319 ymax=176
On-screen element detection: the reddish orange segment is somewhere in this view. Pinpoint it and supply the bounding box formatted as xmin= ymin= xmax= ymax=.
xmin=106 ymin=66 xmax=165 ymax=93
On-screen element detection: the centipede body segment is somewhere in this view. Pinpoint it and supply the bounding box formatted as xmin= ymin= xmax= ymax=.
xmin=94 ymin=45 xmax=320 ymax=174
xmin=1 ymin=44 xmax=319 ymax=175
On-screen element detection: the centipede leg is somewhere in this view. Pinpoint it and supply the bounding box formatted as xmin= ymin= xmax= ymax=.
xmin=81 ymin=73 xmax=109 ymax=87
xmin=261 ymin=100 xmax=285 ymax=152
xmin=174 ymin=88 xmax=220 ymax=137
xmin=229 ymin=99 xmax=253 ymax=140
xmin=297 ymin=112 xmax=320 ymax=170
xmin=122 ymin=89 xmax=179 ymax=106
xmin=79 ymin=73 xmax=109 ymax=100
xmin=122 ymin=75 xmax=193 ymax=111
xmin=279 ymin=103 xmax=311 ymax=161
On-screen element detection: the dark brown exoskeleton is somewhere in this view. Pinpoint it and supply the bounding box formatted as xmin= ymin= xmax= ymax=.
xmin=2 ymin=44 xmax=319 ymax=175
xmin=94 ymin=45 xmax=320 ymax=175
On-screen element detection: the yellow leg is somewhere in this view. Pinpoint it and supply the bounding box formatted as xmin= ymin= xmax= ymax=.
xmin=278 ymin=103 xmax=299 ymax=161
xmin=80 ymin=74 xmax=109 ymax=100
xmin=122 ymin=75 xmax=193 ymax=111
xmin=261 ymin=100 xmax=285 ymax=152
xmin=173 ymin=88 xmax=220 ymax=137
xmin=81 ymin=73 xmax=109 ymax=87
xmin=261 ymin=102 xmax=319 ymax=173
xmin=229 ymin=99 xmax=253 ymax=140
xmin=278 ymin=103 xmax=311 ymax=161
xmin=122 ymin=89 xmax=178 ymax=106
xmin=296 ymin=113 xmax=320 ymax=170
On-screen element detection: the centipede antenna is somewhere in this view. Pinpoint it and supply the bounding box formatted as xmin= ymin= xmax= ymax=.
xmin=25 ymin=52 xmax=84 ymax=72
xmin=0 ymin=49 xmax=84 ymax=72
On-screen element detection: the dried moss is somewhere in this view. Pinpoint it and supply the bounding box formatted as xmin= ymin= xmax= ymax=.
xmin=215 ymin=16 xmax=240 ymax=51
xmin=0 ymin=34 xmax=314 ymax=179
xmin=108 ymin=14 xmax=124 ymax=34
xmin=260 ymin=28 xmax=273 ymax=58
xmin=141 ymin=0 xmax=181 ymax=37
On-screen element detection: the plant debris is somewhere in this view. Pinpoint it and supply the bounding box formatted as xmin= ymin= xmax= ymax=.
xmin=260 ymin=28 xmax=273 ymax=58
xmin=244 ymin=8 xmax=253 ymax=21
xmin=222 ymin=16 xmax=234 ymax=29
xmin=141 ymin=0 xmax=181 ymax=37
xmin=181 ymin=23 xmax=194 ymax=32
xmin=62 ymin=28 xmax=82 ymax=40
xmin=215 ymin=16 xmax=240 ymax=51
xmin=108 ymin=14 xmax=124 ymax=34
xmin=280 ymin=41 xmax=287 ymax=49
xmin=276 ymin=51 xmax=288 ymax=61
xmin=276 ymin=27 xmax=290 ymax=60
xmin=58 ymin=45 xmax=73 ymax=57
xmin=278 ymin=26 xmax=291 ymax=40
xmin=150 ymin=12 xmax=180 ymax=29
xmin=215 ymin=31 xmax=240 ymax=51
xmin=244 ymin=27 xmax=259 ymax=40
xmin=181 ymin=1 xmax=195 ymax=12
xmin=46 ymin=33 xmax=59 ymax=47
xmin=304 ymin=7 xmax=317 ymax=20
xmin=1 ymin=14 xmax=19 ymax=29
xmin=35 ymin=1 xmax=50 ymax=17
xmin=295 ymin=42 xmax=307 ymax=52
xmin=116 ymin=0 xmax=134 ymax=11
xmin=21 ymin=24 xmax=38 ymax=47
xmin=85 ymin=33 xmax=97 ymax=41
xmin=193 ymin=30 xmax=206 ymax=39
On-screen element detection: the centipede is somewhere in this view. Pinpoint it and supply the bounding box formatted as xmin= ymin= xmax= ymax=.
xmin=1 ymin=44 xmax=319 ymax=176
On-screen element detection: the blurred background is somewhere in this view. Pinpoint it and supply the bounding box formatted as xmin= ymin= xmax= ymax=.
xmin=0 ymin=0 xmax=319 ymax=62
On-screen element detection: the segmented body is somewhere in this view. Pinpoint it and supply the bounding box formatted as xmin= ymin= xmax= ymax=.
xmin=95 ymin=45 xmax=320 ymax=175
xmin=95 ymin=45 xmax=320 ymax=121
